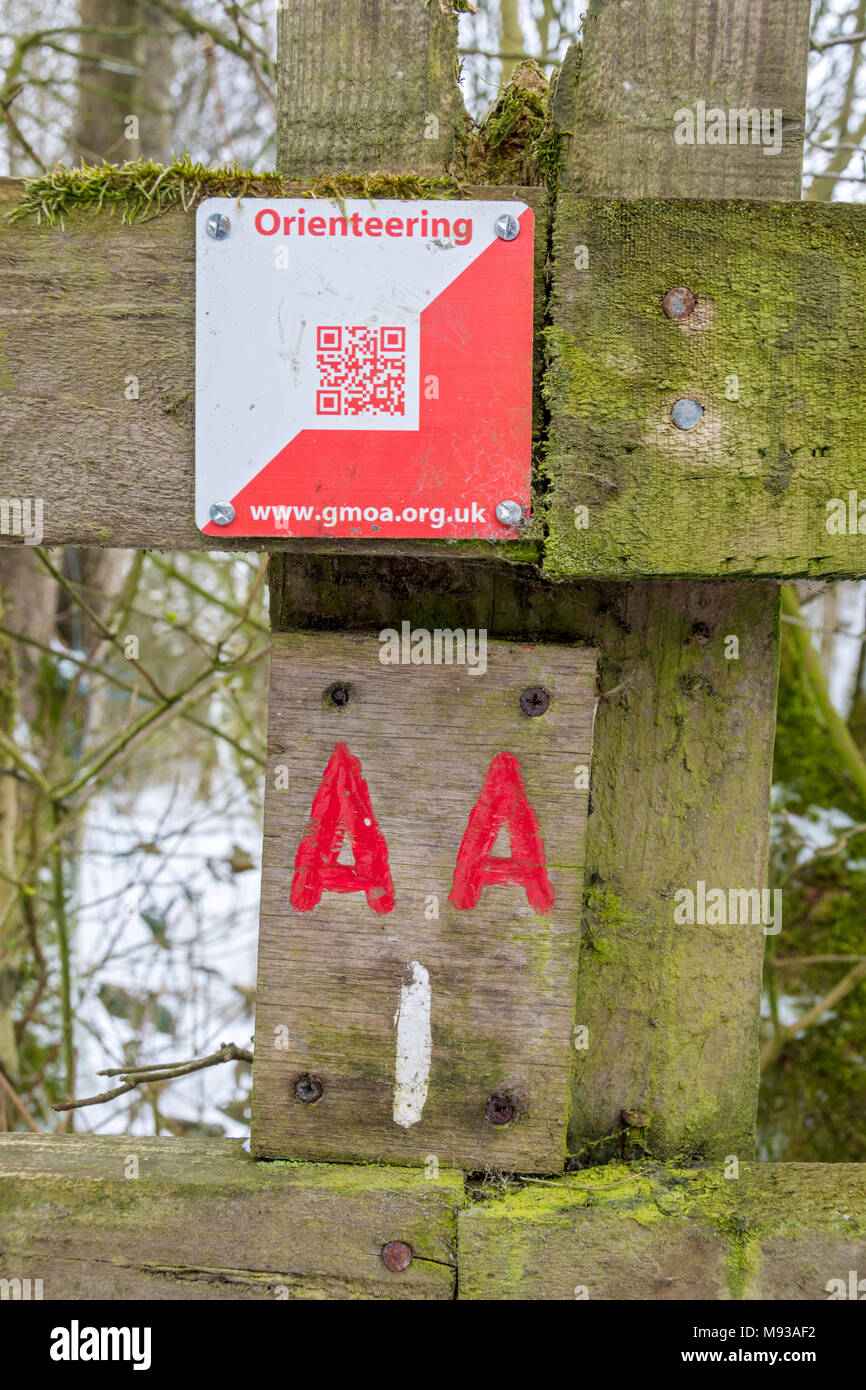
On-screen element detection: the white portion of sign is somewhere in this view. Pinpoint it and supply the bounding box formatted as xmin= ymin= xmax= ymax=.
xmin=194 ymin=198 xmax=528 ymax=531
xmin=393 ymin=960 xmax=432 ymax=1129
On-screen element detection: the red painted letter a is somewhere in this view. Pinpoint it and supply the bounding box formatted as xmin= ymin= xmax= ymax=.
xmin=449 ymin=751 xmax=554 ymax=913
xmin=290 ymin=741 xmax=395 ymax=913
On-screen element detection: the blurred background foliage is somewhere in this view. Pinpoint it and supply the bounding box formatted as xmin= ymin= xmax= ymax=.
xmin=0 ymin=0 xmax=863 ymax=1158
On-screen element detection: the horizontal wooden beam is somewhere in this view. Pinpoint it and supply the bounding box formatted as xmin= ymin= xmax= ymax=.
xmin=0 ymin=179 xmax=545 ymax=556
xmin=5 ymin=178 xmax=863 ymax=576
xmin=546 ymin=196 xmax=866 ymax=579
xmin=0 ymin=1133 xmax=460 ymax=1299
xmin=458 ymin=1162 xmax=866 ymax=1300
xmin=3 ymin=1137 xmax=864 ymax=1300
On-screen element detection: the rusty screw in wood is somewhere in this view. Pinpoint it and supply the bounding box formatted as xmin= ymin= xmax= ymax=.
xmin=662 ymin=286 xmax=696 ymax=320
xmin=381 ymin=1240 xmax=413 ymax=1272
xmin=620 ymin=1107 xmax=648 ymax=1160
xmin=293 ymin=1073 xmax=323 ymax=1103
xmin=520 ymin=686 xmax=549 ymax=717
xmin=621 ymin=1108 xmax=648 ymax=1128
xmin=324 ymin=681 xmax=351 ymax=708
xmin=485 ymin=1094 xmax=516 ymax=1125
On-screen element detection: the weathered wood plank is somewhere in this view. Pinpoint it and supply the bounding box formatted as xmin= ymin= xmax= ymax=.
xmin=268 ymin=560 xmax=781 ymax=1162
xmin=0 ymin=1134 xmax=461 ymax=1300
xmin=251 ymin=632 xmax=596 ymax=1171
xmin=458 ymin=1162 xmax=866 ymax=1300
xmin=10 ymin=167 xmax=864 ymax=574
xmin=556 ymin=0 xmax=805 ymax=1158
xmin=263 ymin=0 xmax=791 ymax=1170
xmin=0 ymin=178 xmax=545 ymax=554
xmin=561 ymin=0 xmax=809 ymax=201
xmin=277 ymin=0 xmax=465 ymax=178
xmin=546 ymin=196 xmax=866 ymax=579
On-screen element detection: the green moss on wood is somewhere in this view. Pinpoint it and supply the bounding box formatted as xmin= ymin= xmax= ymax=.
xmin=6 ymin=156 xmax=470 ymax=228
xmin=545 ymin=195 xmax=866 ymax=579
xmin=463 ymin=61 xmax=558 ymax=190
xmin=459 ymin=1159 xmax=866 ymax=1298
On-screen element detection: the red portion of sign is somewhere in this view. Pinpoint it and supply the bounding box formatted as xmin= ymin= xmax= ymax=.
xmin=290 ymin=742 xmax=395 ymax=914
xmin=202 ymin=207 xmax=533 ymax=539
xmin=448 ymin=751 xmax=554 ymax=914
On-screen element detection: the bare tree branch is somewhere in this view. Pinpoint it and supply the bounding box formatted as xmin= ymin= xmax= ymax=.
xmin=53 ymin=1041 xmax=253 ymax=1112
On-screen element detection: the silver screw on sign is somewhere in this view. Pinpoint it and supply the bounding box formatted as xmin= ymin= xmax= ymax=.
xmin=495 ymin=500 xmax=524 ymax=527
xmin=494 ymin=213 xmax=520 ymax=241
xmin=205 ymin=212 xmax=231 ymax=241
xmin=671 ymin=398 xmax=704 ymax=431
xmin=209 ymin=501 xmax=236 ymax=525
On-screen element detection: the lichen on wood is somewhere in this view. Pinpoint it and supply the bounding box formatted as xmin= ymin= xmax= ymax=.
xmin=458 ymin=1159 xmax=866 ymax=1299
xmin=544 ymin=195 xmax=866 ymax=579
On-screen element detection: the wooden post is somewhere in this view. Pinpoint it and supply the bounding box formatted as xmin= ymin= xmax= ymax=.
xmin=555 ymin=0 xmax=810 ymax=1161
xmin=277 ymin=0 xmax=466 ymax=177
xmin=267 ymin=0 xmax=808 ymax=1161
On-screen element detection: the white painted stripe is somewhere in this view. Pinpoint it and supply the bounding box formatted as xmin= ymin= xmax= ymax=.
xmin=392 ymin=960 xmax=432 ymax=1128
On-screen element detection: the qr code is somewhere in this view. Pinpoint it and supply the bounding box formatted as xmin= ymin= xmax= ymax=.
xmin=316 ymin=325 xmax=406 ymax=417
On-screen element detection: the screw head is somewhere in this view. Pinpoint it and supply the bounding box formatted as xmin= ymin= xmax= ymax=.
xmin=485 ymin=1094 xmax=516 ymax=1125
xmin=671 ymin=398 xmax=704 ymax=431
xmin=209 ymin=501 xmax=236 ymax=525
xmin=381 ymin=1240 xmax=413 ymax=1272
xmin=494 ymin=213 xmax=520 ymax=242
xmin=662 ymin=286 xmax=696 ymax=321
xmin=495 ymin=499 xmax=524 ymax=527
xmin=620 ymin=1108 xmax=649 ymax=1127
xmin=205 ymin=212 xmax=231 ymax=240
xmin=520 ymin=686 xmax=549 ymax=717
xmin=293 ymin=1073 xmax=323 ymax=1103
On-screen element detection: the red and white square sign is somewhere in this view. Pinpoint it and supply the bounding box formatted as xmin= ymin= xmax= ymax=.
xmin=195 ymin=198 xmax=533 ymax=539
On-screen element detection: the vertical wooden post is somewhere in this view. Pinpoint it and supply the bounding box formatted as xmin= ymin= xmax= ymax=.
xmin=267 ymin=0 xmax=811 ymax=1163
xmin=277 ymin=0 xmax=466 ymax=177
xmin=559 ymin=0 xmax=811 ymax=1159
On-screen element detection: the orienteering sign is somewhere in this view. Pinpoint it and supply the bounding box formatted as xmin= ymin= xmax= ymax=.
xmin=195 ymin=198 xmax=534 ymax=539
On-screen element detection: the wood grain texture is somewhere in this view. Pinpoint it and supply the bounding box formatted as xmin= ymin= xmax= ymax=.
xmin=545 ymin=196 xmax=866 ymax=578
xmin=277 ymin=0 xmax=466 ymax=178
xmin=562 ymin=0 xmax=809 ymax=201
xmin=251 ymin=632 xmax=596 ymax=1170
xmin=269 ymin=559 xmax=780 ymax=1162
xmin=554 ymin=0 xmax=805 ymax=1158
xmin=0 ymin=179 xmax=544 ymax=554
xmin=458 ymin=1163 xmax=866 ymax=1300
xmin=0 ymin=1134 xmax=461 ymax=1300
xmin=264 ymin=0 xmax=797 ymax=1173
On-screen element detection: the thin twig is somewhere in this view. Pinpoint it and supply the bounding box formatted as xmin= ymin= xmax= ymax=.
xmin=0 ymin=1068 xmax=41 ymax=1132
xmin=812 ymin=30 xmax=866 ymax=53
xmin=54 ymin=1042 xmax=253 ymax=1112
xmin=51 ymin=805 xmax=75 ymax=1125
xmin=774 ymin=954 xmax=866 ymax=967
xmin=761 ymin=959 xmax=866 ymax=1067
